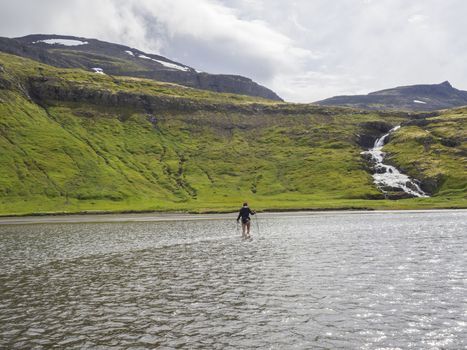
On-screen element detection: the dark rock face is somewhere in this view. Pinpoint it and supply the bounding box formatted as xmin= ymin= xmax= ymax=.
xmin=25 ymin=76 xmax=327 ymax=116
xmin=357 ymin=121 xmax=393 ymax=148
xmin=0 ymin=74 xmax=11 ymax=90
xmin=358 ymin=134 xmax=377 ymax=149
xmin=420 ymin=174 xmax=445 ymax=194
xmin=0 ymin=34 xmax=282 ymax=101
xmin=384 ymin=191 xmax=415 ymax=200
xmin=315 ymin=81 xmax=467 ymax=111
xmin=440 ymin=138 xmax=461 ymax=147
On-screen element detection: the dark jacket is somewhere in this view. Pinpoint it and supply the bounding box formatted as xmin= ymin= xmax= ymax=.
xmin=237 ymin=206 xmax=255 ymax=222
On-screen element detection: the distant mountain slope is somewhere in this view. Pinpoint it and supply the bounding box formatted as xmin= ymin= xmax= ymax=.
xmin=315 ymin=81 xmax=467 ymax=111
xmin=0 ymin=34 xmax=282 ymax=101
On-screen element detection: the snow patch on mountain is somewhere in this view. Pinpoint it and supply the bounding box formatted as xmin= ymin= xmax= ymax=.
xmin=125 ymin=50 xmax=135 ymax=56
xmin=413 ymin=100 xmax=427 ymax=104
xmin=33 ymin=39 xmax=88 ymax=46
xmin=154 ymin=59 xmax=190 ymax=72
xmin=138 ymin=54 xmax=189 ymax=72
xmin=91 ymin=67 xmax=105 ymax=75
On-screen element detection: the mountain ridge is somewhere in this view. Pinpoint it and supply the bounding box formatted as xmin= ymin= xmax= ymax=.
xmin=0 ymin=34 xmax=283 ymax=101
xmin=315 ymin=81 xmax=467 ymax=111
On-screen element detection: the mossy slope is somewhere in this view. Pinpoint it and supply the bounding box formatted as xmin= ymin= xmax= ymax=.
xmin=0 ymin=52 xmax=465 ymax=215
xmin=384 ymin=110 xmax=466 ymax=198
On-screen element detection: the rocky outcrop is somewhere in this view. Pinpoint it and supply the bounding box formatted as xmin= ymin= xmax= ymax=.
xmin=419 ymin=174 xmax=446 ymax=194
xmin=356 ymin=121 xmax=393 ymax=148
xmin=0 ymin=65 xmax=11 ymax=90
xmin=25 ymin=76 xmax=347 ymax=116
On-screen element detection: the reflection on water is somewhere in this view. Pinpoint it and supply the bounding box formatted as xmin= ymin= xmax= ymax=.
xmin=0 ymin=211 xmax=466 ymax=349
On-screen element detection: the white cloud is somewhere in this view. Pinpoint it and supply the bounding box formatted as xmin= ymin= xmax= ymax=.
xmin=408 ymin=14 xmax=428 ymax=23
xmin=133 ymin=0 xmax=319 ymax=80
xmin=1 ymin=0 xmax=467 ymax=102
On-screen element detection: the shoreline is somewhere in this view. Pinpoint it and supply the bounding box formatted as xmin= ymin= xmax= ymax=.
xmin=0 ymin=202 xmax=465 ymax=220
xmin=0 ymin=206 xmax=376 ymax=218
xmin=0 ymin=208 xmax=465 ymax=225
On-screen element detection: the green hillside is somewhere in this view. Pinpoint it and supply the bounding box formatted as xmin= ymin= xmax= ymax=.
xmin=0 ymin=52 xmax=465 ymax=215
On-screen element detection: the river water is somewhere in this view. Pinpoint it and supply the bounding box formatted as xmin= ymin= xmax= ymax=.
xmin=0 ymin=211 xmax=465 ymax=349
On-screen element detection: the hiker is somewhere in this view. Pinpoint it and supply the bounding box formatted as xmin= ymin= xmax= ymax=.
xmin=237 ymin=202 xmax=256 ymax=238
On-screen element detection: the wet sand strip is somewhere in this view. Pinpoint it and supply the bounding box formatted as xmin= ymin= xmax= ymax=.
xmin=0 ymin=209 xmax=465 ymax=225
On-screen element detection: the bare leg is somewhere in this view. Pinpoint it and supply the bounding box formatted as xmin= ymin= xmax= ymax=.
xmin=246 ymin=221 xmax=251 ymax=237
xmin=242 ymin=222 xmax=247 ymax=237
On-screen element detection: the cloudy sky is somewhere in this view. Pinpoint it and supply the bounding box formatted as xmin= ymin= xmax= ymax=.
xmin=1 ymin=0 xmax=466 ymax=102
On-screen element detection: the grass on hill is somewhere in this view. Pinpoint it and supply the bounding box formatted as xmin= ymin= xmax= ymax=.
xmin=384 ymin=109 xmax=466 ymax=200
xmin=0 ymin=52 xmax=465 ymax=215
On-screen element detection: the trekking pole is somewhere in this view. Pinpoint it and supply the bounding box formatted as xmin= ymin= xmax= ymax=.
xmin=255 ymin=213 xmax=260 ymax=235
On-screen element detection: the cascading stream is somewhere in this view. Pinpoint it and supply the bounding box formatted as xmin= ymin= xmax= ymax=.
xmin=363 ymin=126 xmax=428 ymax=198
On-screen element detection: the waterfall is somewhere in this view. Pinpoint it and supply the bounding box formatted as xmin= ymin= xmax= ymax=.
xmin=363 ymin=126 xmax=428 ymax=198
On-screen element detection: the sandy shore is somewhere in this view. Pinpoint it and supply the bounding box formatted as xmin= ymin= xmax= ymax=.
xmin=0 ymin=209 xmax=465 ymax=225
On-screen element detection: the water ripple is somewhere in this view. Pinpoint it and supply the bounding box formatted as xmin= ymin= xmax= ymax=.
xmin=0 ymin=211 xmax=466 ymax=349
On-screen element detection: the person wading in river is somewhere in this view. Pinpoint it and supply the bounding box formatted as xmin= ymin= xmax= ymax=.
xmin=237 ymin=202 xmax=256 ymax=238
